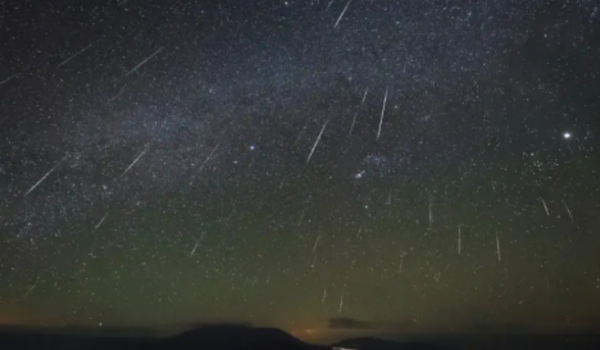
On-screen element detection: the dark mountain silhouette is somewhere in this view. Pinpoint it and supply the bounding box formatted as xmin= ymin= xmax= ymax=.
xmin=0 ymin=323 xmax=330 ymax=350
xmin=4 ymin=324 xmax=600 ymax=349
xmin=149 ymin=323 xmax=329 ymax=350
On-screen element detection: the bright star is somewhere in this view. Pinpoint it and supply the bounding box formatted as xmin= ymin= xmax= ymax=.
xmin=563 ymin=132 xmax=571 ymax=139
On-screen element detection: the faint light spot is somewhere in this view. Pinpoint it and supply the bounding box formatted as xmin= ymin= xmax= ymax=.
xmin=99 ymin=322 xmax=103 ymax=327
xmin=354 ymin=170 xmax=365 ymax=179
xmin=249 ymin=145 xmax=256 ymax=150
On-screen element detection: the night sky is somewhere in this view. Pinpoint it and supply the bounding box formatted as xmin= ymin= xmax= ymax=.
xmin=1 ymin=0 xmax=600 ymax=342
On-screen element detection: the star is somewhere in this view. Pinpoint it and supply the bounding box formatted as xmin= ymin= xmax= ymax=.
xmin=354 ymin=170 xmax=365 ymax=179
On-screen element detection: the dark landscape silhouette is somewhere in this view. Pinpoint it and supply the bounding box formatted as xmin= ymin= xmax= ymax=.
xmin=2 ymin=323 xmax=600 ymax=350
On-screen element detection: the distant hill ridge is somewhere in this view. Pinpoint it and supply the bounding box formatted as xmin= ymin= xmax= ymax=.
xmin=0 ymin=323 xmax=330 ymax=350
xmin=152 ymin=323 xmax=329 ymax=350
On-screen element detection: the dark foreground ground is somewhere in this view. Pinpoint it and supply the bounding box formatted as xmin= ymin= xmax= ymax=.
xmin=2 ymin=324 xmax=600 ymax=350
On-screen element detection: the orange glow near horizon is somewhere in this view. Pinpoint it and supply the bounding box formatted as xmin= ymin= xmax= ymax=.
xmin=290 ymin=327 xmax=325 ymax=342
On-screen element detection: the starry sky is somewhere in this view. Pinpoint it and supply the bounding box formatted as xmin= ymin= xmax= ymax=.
xmin=1 ymin=0 xmax=600 ymax=342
